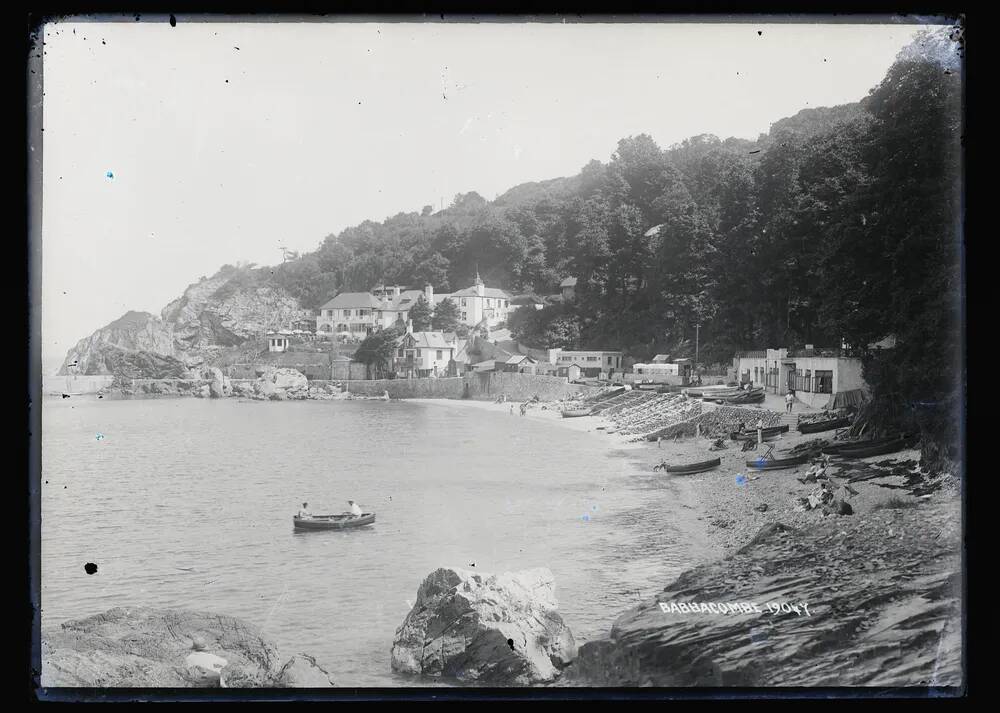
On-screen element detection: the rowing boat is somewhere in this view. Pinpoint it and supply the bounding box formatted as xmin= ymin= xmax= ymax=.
xmin=293 ymin=513 xmax=376 ymax=530
xmin=560 ymin=409 xmax=592 ymax=418
xmin=820 ymin=434 xmax=910 ymax=454
xmin=730 ymin=425 xmax=789 ymax=440
xmin=745 ymin=453 xmax=811 ymax=470
xmin=823 ymin=434 xmax=920 ymax=459
xmin=797 ymin=416 xmax=852 ymax=434
xmin=655 ymin=457 xmax=721 ymax=475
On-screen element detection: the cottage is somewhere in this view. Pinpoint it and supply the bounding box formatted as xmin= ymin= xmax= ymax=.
xmin=396 ymin=330 xmax=457 ymax=378
xmin=630 ymin=359 xmax=692 ymax=386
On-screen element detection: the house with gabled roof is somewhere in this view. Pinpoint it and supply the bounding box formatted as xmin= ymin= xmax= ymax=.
xmin=395 ymin=329 xmax=458 ymax=378
xmin=430 ymin=271 xmax=513 ymax=329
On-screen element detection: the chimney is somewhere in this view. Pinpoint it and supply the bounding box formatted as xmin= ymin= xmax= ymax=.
xmin=424 ymin=284 xmax=434 ymax=304
xmin=475 ymin=269 xmax=485 ymax=297
xmin=406 ymin=319 xmax=413 ymax=334
xmin=393 ymin=285 xmax=401 ymax=299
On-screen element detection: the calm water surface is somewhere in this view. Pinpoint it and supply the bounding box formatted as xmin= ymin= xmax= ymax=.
xmin=41 ymin=397 xmax=706 ymax=686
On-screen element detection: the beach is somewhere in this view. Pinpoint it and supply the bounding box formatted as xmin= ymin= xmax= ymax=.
xmin=411 ymin=394 xmax=964 ymax=687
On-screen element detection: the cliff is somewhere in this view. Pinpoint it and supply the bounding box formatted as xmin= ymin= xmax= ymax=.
xmin=59 ymin=267 xmax=314 ymax=377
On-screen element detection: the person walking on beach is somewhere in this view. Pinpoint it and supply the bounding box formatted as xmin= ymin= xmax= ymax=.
xmin=520 ymin=402 xmax=527 ymax=417
xmin=785 ymin=391 xmax=795 ymax=413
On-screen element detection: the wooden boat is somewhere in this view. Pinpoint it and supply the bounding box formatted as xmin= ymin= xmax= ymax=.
xmin=293 ymin=513 xmax=376 ymax=530
xmin=745 ymin=453 xmax=811 ymax=470
xmin=655 ymin=457 xmax=721 ymax=475
xmin=824 ymin=434 xmax=920 ymax=459
xmin=797 ymin=416 xmax=852 ymax=434
xmin=820 ymin=434 xmax=909 ymax=454
xmin=729 ymin=425 xmax=789 ymax=440
xmin=560 ymin=409 xmax=592 ymax=418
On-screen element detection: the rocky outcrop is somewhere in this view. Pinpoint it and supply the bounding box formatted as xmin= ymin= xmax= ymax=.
xmin=60 ymin=266 xmax=314 ymax=377
xmin=41 ymin=606 xmax=334 ymax=688
xmin=391 ymin=567 xmax=577 ymax=685
xmin=570 ymin=496 xmax=963 ymax=687
xmin=253 ymin=367 xmax=309 ymax=400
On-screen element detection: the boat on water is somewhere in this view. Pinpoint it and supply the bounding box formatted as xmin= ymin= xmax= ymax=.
xmin=823 ymin=434 xmax=920 ymax=459
xmin=797 ymin=416 xmax=852 ymax=434
xmin=745 ymin=453 xmax=811 ymax=470
xmin=654 ymin=457 xmax=721 ymax=475
xmin=560 ymin=409 xmax=592 ymax=418
xmin=293 ymin=513 xmax=376 ymax=530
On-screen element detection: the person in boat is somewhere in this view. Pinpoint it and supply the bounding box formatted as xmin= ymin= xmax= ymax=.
xmin=347 ymin=500 xmax=363 ymax=517
xmin=297 ymin=502 xmax=311 ymax=519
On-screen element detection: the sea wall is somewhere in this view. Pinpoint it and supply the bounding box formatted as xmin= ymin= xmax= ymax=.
xmin=44 ymin=374 xmax=116 ymax=395
xmin=342 ymin=373 xmax=600 ymax=401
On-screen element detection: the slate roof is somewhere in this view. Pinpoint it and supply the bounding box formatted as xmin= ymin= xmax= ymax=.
xmin=450 ymin=286 xmax=512 ymax=299
xmin=560 ymin=277 xmax=578 ymax=288
xmin=408 ymin=331 xmax=455 ymax=350
xmin=320 ymin=292 xmax=385 ymax=310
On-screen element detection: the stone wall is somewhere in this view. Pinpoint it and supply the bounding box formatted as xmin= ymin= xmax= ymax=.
xmin=342 ymin=373 xmax=600 ymax=401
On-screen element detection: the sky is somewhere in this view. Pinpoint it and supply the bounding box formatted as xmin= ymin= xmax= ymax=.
xmin=37 ymin=17 xmax=941 ymax=372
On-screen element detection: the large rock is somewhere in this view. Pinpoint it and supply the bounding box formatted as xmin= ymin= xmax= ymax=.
xmin=208 ymin=367 xmax=227 ymax=398
xmin=41 ymin=607 xmax=335 ymax=688
xmin=571 ymin=497 xmax=963 ymax=687
xmin=391 ymin=567 xmax=576 ymax=685
xmin=254 ymin=368 xmax=308 ymax=400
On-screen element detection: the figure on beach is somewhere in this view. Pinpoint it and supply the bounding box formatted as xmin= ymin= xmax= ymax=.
xmin=520 ymin=403 xmax=528 ymax=416
xmin=785 ymin=391 xmax=795 ymax=412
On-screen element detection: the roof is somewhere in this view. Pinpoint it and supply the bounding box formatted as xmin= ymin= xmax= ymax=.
xmin=321 ymin=292 xmax=385 ymax=310
xmin=450 ymin=286 xmax=513 ymax=299
xmin=651 ymin=354 xmax=671 ymax=363
xmin=505 ymin=355 xmax=537 ymax=364
xmin=383 ymin=290 xmax=424 ymax=312
xmin=560 ymin=277 xmax=578 ymax=287
xmin=472 ymin=359 xmax=495 ymax=370
xmin=408 ymin=331 xmax=454 ymax=350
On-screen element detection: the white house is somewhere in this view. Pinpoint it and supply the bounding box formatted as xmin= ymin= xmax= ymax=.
xmin=316 ymin=287 xmax=425 ymax=338
xmin=549 ymin=349 xmax=623 ymax=378
xmin=395 ymin=330 xmax=457 ymax=378
xmin=431 ymin=272 xmax=513 ymax=329
xmin=733 ymin=347 xmax=869 ymax=409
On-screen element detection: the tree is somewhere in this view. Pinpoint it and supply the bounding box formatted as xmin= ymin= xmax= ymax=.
xmin=432 ymin=298 xmax=461 ymax=332
xmin=353 ymin=326 xmax=404 ymax=379
xmin=408 ymin=295 xmax=434 ymax=331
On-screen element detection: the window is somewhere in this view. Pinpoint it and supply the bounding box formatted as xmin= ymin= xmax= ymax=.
xmin=607 ymin=357 xmax=613 ymax=364
xmin=344 ymin=309 xmax=352 ymax=317
xmin=397 ymin=349 xmax=404 ymax=357
xmin=815 ymin=370 xmax=833 ymax=394
xmin=587 ymin=356 xmax=598 ymax=361
xmin=415 ymin=349 xmax=421 ymax=357
xmin=436 ymin=350 xmax=443 ymax=360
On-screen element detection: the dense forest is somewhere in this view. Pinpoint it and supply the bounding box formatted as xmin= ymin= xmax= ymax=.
xmin=231 ymin=30 xmax=962 ymax=466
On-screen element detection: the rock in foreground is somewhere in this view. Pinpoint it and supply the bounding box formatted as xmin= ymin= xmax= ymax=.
xmin=571 ymin=496 xmax=963 ymax=687
xmin=41 ymin=607 xmax=334 ymax=688
xmin=391 ymin=567 xmax=576 ymax=685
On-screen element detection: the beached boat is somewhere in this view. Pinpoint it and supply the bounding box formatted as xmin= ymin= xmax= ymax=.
xmin=823 ymin=434 xmax=920 ymax=459
xmin=729 ymin=425 xmax=789 ymax=440
xmin=560 ymin=409 xmax=592 ymax=418
xmin=797 ymin=417 xmax=852 ymax=434
xmin=293 ymin=513 xmax=376 ymax=530
xmin=745 ymin=453 xmax=811 ymax=470
xmin=820 ymin=434 xmax=908 ymax=454
xmin=655 ymin=457 xmax=721 ymax=475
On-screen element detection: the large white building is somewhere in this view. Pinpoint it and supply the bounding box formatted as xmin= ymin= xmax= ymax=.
xmin=430 ymin=272 xmax=513 ymax=330
xmin=317 ymin=273 xmax=513 ymax=338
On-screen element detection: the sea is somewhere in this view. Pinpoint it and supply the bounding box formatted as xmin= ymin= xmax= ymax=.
xmin=39 ymin=396 xmax=709 ymax=686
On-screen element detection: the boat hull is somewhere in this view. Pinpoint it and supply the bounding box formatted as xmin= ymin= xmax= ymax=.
xmin=660 ymin=457 xmax=722 ymax=475
xmin=293 ymin=513 xmax=375 ymax=530
xmin=824 ymin=435 xmax=919 ymax=458
xmin=730 ymin=425 xmax=789 ymax=440
xmin=745 ymin=454 xmax=810 ymax=470
xmin=560 ymin=409 xmax=592 ymax=418
xmin=797 ymin=417 xmax=852 ymax=434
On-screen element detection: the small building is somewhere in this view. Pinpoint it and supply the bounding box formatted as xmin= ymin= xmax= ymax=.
xmin=549 ymin=349 xmax=623 ymax=378
xmin=650 ymin=353 xmax=671 ymax=364
xmin=292 ymin=318 xmax=316 ymax=334
xmin=557 ymin=363 xmax=584 ymax=381
xmin=503 ymin=354 xmax=538 ymax=374
xmin=629 ymin=359 xmax=692 ymax=385
xmin=733 ymin=347 xmax=868 ymax=409
xmin=560 ymin=276 xmax=577 ymax=301
xmin=266 ymin=333 xmax=290 ymax=353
